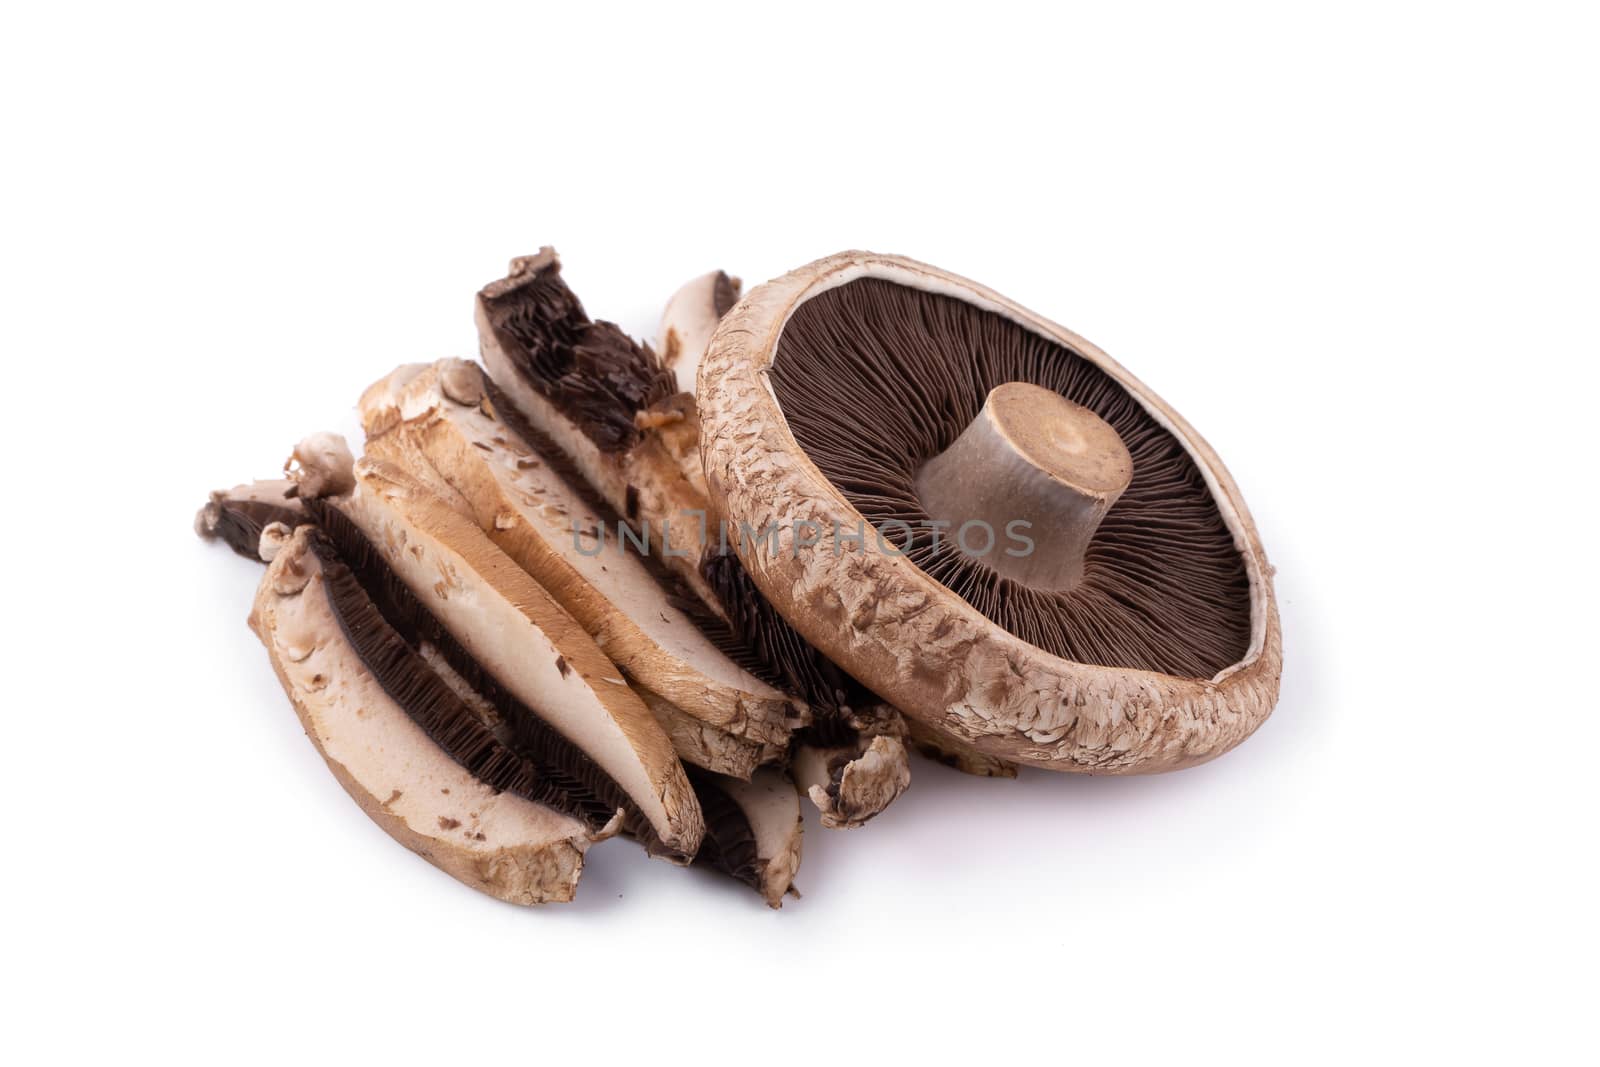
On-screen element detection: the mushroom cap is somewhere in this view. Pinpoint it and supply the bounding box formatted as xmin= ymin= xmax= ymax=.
xmin=698 ymin=251 xmax=1281 ymax=773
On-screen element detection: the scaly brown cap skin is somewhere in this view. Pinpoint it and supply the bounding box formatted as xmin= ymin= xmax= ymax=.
xmin=699 ymin=251 xmax=1281 ymax=773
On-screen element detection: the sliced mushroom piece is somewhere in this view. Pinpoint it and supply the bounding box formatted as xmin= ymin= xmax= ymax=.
xmin=657 ymin=269 xmax=742 ymax=399
xmin=689 ymin=767 xmax=803 ymax=908
xmin=317 ymin=453 xmax=704 ymax=859
xmin=195 ymin=479 xmax=306 ymax=561
xmin=699 ymin=251 xmax=1282 ymax=772
xmin=356 ymin=359 xmax=797 ymax=769
xmin=249 ymin=527 xmax=597 ymax=904
xmin=476 ymin=248 xmax=724 ymax=612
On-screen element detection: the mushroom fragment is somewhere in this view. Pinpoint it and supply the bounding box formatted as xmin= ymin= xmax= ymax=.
xmin=250 ymin=527 xmax=597 ymax=904
xmin=699 ymin=251 xmax=1282 ymax=772
xmin=689 ymin=767 xmax=803 ymax=907
xmin=476 ymin=248 xmax=722 ymax=608
xmin=194 ymin=479 xmax=306 ymax=561
xmin=285 ymin=431 xmax=357 ymax=499
xmin=627 ymin=683 xmax=783 ymax=780
xmin=319 ymin=453 xmax=704 ymax=858
xmin=355 ymin=359 xmax=798 ymax=778
xmin=793 ymin=734 xmax=914 ymax=831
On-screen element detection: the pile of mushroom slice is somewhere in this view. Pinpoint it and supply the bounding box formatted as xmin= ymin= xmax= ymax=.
xmin=197 ymin=248 xmax=1280 ymax=908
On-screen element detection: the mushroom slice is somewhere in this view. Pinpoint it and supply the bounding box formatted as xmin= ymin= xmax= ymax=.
xmin=249 ymin=527 xmax=596 ymax=904
xmin=320 ymin=454 xmax=704 ymax=859
xmin=793 ymin=735 xmax=912 ymax=831
xmin=657 ymin=269 xmax=741 ymax=400
xmin=476 ymin=248 xmax=723 ymax=611
xmin=356 ymin=359 xmax=796 ymax=766
xmin=699 ymin=251 xmax=1283 ymax=773
xmin=195 ymin=479 xmax=306 ymax=561
xmin=689 ymin=767 xmax=803 ymax=908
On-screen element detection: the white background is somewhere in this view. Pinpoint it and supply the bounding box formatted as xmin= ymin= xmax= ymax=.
xmin=3 ymin=3 xmax=1595 ymax=1063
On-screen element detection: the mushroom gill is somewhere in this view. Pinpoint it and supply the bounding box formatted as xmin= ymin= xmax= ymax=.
xmin=687 ymin=766 xmax=765 ymax=892
xmin=768 ymin=277 xmax=1252 ymax=680
xmin=479 ymin=249 xmax=677 ymax=452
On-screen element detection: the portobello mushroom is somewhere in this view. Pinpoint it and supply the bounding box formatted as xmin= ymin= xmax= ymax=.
xmin=476 ymin=249 xmax=911 ymax=826
xmin=313 ymin=452 xmax=704 ymax=858
xmin=355 ymin=359 xmax=797 ymax=775
xmin=250 ymin=526 xmax=599 ymax=904
xmin=698 ymin=251 xmax=1282 ymax=772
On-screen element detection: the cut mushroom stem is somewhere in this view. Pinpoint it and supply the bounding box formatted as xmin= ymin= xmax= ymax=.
xmin=915 ymin=381 xmax=1133 ymax=592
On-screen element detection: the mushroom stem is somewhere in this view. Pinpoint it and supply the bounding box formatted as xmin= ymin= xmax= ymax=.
xmin=914 ymin=382 xmax=1132 ymax=593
